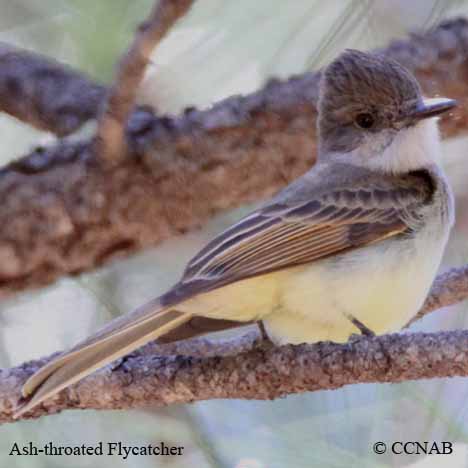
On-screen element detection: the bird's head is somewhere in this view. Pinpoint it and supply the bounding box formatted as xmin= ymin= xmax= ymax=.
xmin=317 ymin=49 xmax=456 ymax=172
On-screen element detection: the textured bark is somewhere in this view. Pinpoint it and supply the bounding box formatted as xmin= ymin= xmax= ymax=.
xmin=411 ymin=265 xmax=468 ymax=325
xmin=0 ymin=18 xmax=468 ymax=297
xmin=2 ymin=330 xmax=468 ymax=424
xmin=2 ymin=14 xmax=468 ymax=426
xmin=96 ymin=0 xmax=194 ymax=163
xmin=0 ymin=264 xmax=467 ymax=424
xmin=0 ymin=43 xmax=105 ymax=136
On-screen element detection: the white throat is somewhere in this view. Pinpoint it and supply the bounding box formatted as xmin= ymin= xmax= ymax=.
xmin=336 ymin=118 xmax=442 ymax=174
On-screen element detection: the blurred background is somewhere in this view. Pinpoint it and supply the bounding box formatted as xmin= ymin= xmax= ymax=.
xmin=1 ymin=0 xmax=468 ymax=467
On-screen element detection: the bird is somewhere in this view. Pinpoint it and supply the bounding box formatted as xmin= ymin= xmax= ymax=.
xmin=14 ymin=49 xmax=456 ymax=418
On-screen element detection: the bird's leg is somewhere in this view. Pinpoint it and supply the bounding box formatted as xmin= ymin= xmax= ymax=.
xmin=344 ymin=312 xmax=375 ymax=337
xmin=255 ymin=320 xmax=275 ymax=351
xmin=257 ymin=320 xmax=271 ymax=341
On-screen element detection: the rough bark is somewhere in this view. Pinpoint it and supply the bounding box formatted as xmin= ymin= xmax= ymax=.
xmin=0 ymin=18 xmax=467 ymax=298
xmin=2 ymin=330 xmax=468 ymax=424
xmin=410 ymin=265 xmax=468 ymax=325
xmin=0 ymin=264 xmax=467 ymax=424
xmin=0 ymin=43 xmax=105 ymax=136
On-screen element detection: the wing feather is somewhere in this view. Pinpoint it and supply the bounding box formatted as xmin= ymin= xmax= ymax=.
xmin=181 ymin=170 xmax=433 ymax=288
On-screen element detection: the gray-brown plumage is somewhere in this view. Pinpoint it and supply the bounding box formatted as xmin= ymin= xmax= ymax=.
xmin=319 ymin=49 xmax=422 ymax=154
xmin=181 ymin=165 xmax=433 ymax=283
xmin=14 ymin=49 xmax=456 ymax=418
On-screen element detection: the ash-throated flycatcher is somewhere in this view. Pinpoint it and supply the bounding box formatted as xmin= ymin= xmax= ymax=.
xmin=15 ymin=50 xmax=456 ymax=417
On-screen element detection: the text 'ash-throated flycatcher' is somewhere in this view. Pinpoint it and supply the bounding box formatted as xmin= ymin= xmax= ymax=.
xmin=15 ymin=50 xmax=456 ymax=417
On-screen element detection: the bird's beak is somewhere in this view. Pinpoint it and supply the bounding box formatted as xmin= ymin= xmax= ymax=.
xmin=407 ymin=97 xmax=457 ymax=121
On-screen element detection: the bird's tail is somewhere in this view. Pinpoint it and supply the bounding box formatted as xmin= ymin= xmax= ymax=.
xmin=14 ymin=295 xmax=192 ymax=419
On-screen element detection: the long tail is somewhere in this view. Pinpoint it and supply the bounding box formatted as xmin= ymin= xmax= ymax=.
xmin=14 ymin=295 xmax=192 ymax=418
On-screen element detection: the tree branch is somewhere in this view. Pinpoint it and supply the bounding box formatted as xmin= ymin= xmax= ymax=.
xmin=1 ymin=16 xmax=468 ymax=426
xmin=0 ymin=264 xmax=467 ymax=424
xmin=95 ymin=0 xmax=194 ymax=163
xmin=2 ymin=331 xmax=468 ymax=424
xmin=410 ymin=265 xmax=468 ymax=325
xmin=0 ymin=18 xmax=468 ymax=298
xmin=0 ymin=43 xmax=105 ymax=135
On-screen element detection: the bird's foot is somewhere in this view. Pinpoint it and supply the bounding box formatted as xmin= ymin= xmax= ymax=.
xmin=255 ymin=321 xmax=275 ymax=350
xmin=257 ymin=320 xmax=271 ymax=341
xmin=344 ymin=313 xmax=375 ymax=337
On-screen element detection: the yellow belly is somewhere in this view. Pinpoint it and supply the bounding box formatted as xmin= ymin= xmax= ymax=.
xmin=179 ymin=272 xmax=284 ymax=322
xmin=265 ymin=234 xmax=447 ymax=344
xmin=179 ymin=231 xmax=447 ymax=345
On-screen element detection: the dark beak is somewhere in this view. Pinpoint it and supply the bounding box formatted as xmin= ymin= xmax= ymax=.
xmin=408 ymin=97 xmax=457 ymax=121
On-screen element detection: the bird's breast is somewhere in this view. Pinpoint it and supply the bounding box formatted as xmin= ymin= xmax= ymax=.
xmin=265 ymin=220 xmax=450 ymax=345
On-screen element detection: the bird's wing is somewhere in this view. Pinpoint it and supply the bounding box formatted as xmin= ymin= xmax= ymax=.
xmin=180 ymin=170 xmax=433 ymax=289
xmin=15 ymin=169 xmax=433 ymax=418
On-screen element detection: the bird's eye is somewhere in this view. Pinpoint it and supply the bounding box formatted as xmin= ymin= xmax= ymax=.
xmin=355 ymin=113 xmax=375 ymax=129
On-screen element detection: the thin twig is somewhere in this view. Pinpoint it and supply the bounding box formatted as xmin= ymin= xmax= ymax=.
xmin=95 ymin=0 xmax=194 ymax=164
xmin=0 ymin=19 xmax=467 ymax=297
